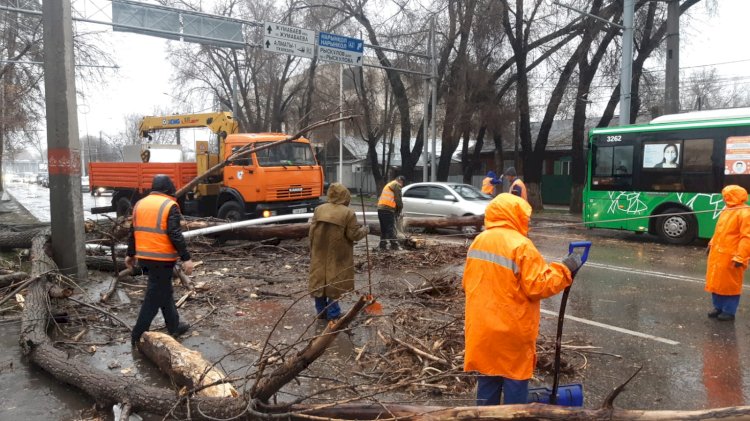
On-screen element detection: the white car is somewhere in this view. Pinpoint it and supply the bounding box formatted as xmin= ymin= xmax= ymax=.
xmin=401 ymin=182 xmax=492 ymax=218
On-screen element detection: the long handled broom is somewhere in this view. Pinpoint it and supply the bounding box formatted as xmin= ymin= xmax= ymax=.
xmin=360 ymin=190 xmax=382 ymax=315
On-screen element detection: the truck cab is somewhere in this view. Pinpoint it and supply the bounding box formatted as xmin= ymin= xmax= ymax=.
xmin=190 ymin=133 xmax=324 ymax=220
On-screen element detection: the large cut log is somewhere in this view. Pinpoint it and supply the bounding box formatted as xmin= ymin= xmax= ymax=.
xmin=139 ymin=332 xmax=238 ymax=398
xmin=0 ymin=228 xmax=44 ymax=249
xmin=86 ymin=255 xmax=126 ymax=273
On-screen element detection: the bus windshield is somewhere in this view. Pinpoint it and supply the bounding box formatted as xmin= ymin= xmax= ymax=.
xmin=255 ymin=142 xmax=317 ymax=167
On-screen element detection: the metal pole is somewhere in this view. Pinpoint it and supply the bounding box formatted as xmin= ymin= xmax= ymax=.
xmin=43 ymin=0 xmax=87 ymax=279
xmin=422 ymin=80 xmax=429 ymax=182
xmin=429 ymin=16 xmax=438 ymax=182
xmin=339 ymin=64 xmax=344 ymax=183
xmin=619 ymin=0 xmax=634 ymax=126
xmin=664 ymin=0 xmax=680 ymax=114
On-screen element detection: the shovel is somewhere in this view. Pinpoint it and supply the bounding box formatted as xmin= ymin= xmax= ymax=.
xmin=527 ymin=240 xmax=591 ymax=406
xmin=359 ymin=190 xmax=382 ymax=315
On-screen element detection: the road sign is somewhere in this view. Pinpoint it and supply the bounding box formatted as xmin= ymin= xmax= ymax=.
xmin=263 ymin=21 xmax=315 ymax=59
xmin=317 ymin=31 xmax=364 ymax=66
xmin=264 ymin=37 xmax=314 ymax=59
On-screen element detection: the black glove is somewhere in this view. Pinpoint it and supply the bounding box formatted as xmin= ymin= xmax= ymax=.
xmin=562 ymin=253 xmax=583 ymax=273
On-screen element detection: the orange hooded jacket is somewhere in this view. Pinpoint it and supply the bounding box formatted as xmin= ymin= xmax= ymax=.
xmin=462 ymin=193 xmax=572 ymax=380
xmin=705 ymin=185 xmax=750 ymax=296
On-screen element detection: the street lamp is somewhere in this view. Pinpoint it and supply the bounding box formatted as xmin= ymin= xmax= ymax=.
xmin=548 ymin=0 xmax=634 ymax=126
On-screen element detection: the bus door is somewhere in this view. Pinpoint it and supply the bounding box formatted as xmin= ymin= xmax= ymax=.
xmin=589 ymin=137 xmax=641 ymax=230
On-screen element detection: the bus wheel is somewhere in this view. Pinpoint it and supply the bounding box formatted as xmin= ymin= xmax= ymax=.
xmin=218 ymin=201 xmax=244 ymax=221
xmin=115 ymin=197 xmax=133 ymax=218
xmin=656 ymin=207 xmax=696 ymax=245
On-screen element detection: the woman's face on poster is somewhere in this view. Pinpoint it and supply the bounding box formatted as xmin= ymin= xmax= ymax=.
xmin=664 ymin=145 xmax=678 ymax=164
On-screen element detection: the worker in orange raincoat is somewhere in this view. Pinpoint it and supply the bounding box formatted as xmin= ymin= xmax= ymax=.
xmin=462 ymin=193 xmax=582 ymax=405
xmin=705 ymin=185 xmax=750 ymax=321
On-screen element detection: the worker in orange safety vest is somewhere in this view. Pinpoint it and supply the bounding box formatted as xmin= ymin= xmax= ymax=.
xmin=503 ymin=167 xmax=527 ymax=201
xmin=481 ymin=171 xmax=500 ymax=196
xmin=377 ymin=175 xmax=405 ymax=251
xmin=705 ymin=185 xmax=750 ymax=321
xmin=462 ymin=193 xmax=582 ymax=405
xmin=126 ymin=175 xmax=195 ymax=347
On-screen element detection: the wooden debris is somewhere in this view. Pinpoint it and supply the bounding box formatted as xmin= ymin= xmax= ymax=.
xmin=139 ymin=332 xmax=238 ymax=398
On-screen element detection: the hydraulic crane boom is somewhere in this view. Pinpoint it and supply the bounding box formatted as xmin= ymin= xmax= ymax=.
xmin=138 ymin=112 xmax=239 ymax=139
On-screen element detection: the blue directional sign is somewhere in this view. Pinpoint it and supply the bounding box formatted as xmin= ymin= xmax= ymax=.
xmin=317 ymin=31 xmax=363 ymax=66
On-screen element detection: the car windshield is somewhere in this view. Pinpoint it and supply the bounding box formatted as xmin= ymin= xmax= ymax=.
xmin=255 ymin=142 xmax=316 ymax=167
xmin=450 ymin=184 xmax=491 ymax=200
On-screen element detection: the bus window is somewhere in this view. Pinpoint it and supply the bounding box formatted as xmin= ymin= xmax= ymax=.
xmin=640 ymin=139 xmax=716 ymax=192
xmin=592 ymin=145 xmax=633 ymax=189
xmin=683 ymin=139 xmax=716 ymax=192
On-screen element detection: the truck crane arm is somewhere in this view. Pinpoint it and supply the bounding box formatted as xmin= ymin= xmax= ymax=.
xmin=138 ymin=112 xmax=239 ymax=140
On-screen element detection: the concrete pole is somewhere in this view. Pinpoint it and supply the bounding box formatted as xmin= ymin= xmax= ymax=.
xmin=664 ymin=0 xmax=680 ymax=114
xmin=43 ymin=0 xmax=87 ymax=280
xmin=619 ymin=0 xmax=634 ymax=126
xmin=429 ymin=16 xmax=438 ymax=182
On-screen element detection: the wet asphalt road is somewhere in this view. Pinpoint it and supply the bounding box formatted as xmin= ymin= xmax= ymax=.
xmin=1 ymin=181 xmax=749 ymax=417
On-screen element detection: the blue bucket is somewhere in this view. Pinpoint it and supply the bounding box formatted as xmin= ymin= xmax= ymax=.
xmin=527 ymin=384 xmax=583 ymax=407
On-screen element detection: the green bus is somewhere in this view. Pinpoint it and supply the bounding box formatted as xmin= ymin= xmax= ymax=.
xmin=583 ymin=108 xmax=750 ymax=244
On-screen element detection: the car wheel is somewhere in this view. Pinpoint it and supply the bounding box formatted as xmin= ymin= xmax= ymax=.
xmin=115 ymin=197 xmax=133 ymax=218
xmin=461 ymin=225 xmax=478 ymax=235
xmin=218 ymin=201 xmax=245 ymax=221
xmin=655 ymin=207 xmax=696 ymax=245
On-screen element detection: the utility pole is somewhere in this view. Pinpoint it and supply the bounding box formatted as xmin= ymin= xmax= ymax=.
xmin=43 ymin=0 xmax=87 ymax=279
xmin=664 ymin=0 xmax=680 ymax=114
xmin=619 ymin=0 xmax=634 ymax=126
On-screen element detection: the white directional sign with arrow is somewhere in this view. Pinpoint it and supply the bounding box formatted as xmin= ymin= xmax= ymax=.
xmin=263 ymin=21 xmax=314 ymax=59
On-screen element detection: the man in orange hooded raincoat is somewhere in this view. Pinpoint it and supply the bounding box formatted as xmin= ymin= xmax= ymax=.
xmin=463 ymin=193 xmax=582 ymax=405
xmin=705 ymin=185 xmax=750 ymax=322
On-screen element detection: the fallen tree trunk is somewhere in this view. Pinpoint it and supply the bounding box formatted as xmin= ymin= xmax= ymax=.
xmin=139 ymin=332 xmax=238 ymax=398
xmin=0 ymin=271 xmax=27 ymax=288
xmin=183 ymin=214 xmax=484 ymax=242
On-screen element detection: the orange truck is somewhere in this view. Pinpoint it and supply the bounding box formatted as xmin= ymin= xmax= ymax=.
xmin=89 ymin=112 xmax=324 ymax=220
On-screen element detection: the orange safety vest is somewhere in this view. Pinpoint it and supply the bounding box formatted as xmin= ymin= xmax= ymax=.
xmin=377 ymin=180 xmax=399 ymax=209
xmin=133 ymin=193 xmax=179 ymax=262
xmin=481 ymin=177 xmax=495 ymax=195
xmin=510 ymin=178 xmax=527 ymax=201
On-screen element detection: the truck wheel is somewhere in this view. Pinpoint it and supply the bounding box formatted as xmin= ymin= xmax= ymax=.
xmin=655 ymin=207 xmax=696 ymax=245
xmin=218 ymin=201 xmax=244 ymax=221
xmin=115 ymin=197 xmax=133 ymax=217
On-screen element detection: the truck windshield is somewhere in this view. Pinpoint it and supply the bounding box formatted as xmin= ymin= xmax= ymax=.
xmin=255 ymin=142 xmax=316 ymax=167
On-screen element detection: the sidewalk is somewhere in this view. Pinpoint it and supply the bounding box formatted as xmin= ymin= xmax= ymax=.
xmin=532 ymin=204 xmax=582 ymax=224
xmin=0 ymin=189 xmax=39 ymax=224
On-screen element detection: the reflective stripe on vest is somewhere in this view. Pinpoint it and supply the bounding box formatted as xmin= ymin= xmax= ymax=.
xmin=133 ymin=194 xmax=179 ymax=261
xmin=377 ymin=181 xmax=398 ymax=208
xmin=467 ymin=249 xmax=518 ymax=274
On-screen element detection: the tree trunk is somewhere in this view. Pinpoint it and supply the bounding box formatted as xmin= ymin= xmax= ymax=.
xmin=139 ymin=332 xmax=238 ymax=398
